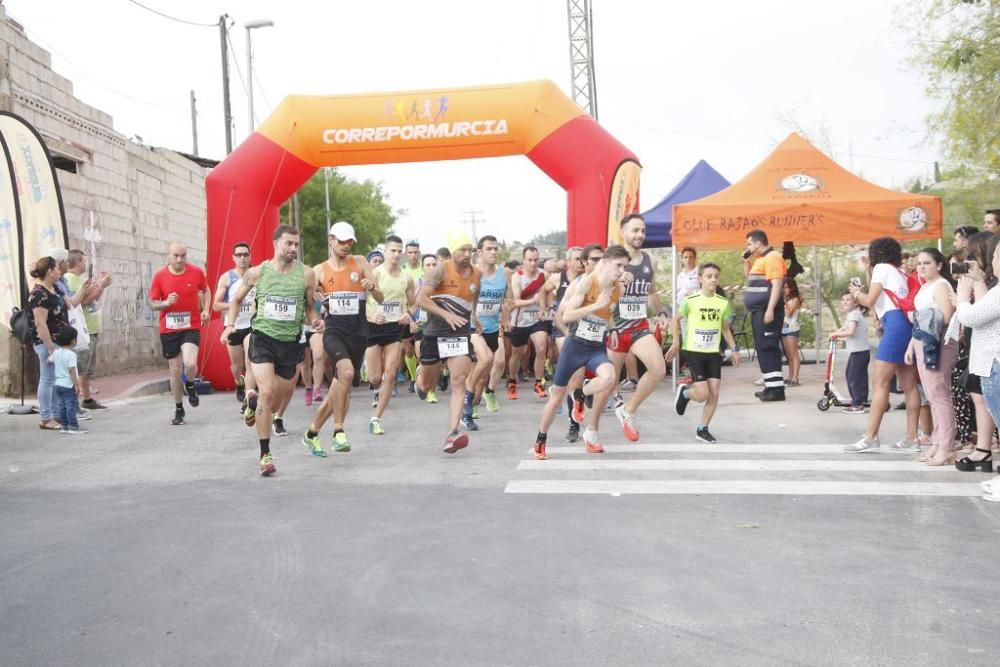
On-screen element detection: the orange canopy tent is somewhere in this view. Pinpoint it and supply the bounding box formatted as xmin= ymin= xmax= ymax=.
xmin=672 ymin=133 xmax=942 ymax=249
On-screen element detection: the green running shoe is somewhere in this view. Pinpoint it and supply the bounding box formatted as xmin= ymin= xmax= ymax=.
xmin=485 ymin=392 xmax=499 ymax=412
xmin=472 ymin=404 xmax=481 ymax=420
xmin=302 ymin=432 xmax=327 ymax=457
xmin=333 ymin=431 xmax=351 ymax=452
xmin=369 ymin=417 xmax=385 ymax=435
xmin=426 ymin=390 xmax=438 ymax=404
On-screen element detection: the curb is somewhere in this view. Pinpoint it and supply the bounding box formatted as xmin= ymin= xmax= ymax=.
xmin=116 ymin=378 xmax=171 ymax=400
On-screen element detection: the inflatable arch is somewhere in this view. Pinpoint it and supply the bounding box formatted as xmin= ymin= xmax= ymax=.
xmin=203 ymin=80 xmax=640 ymax=388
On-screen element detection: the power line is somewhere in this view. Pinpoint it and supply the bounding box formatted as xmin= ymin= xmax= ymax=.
xmin=125 ymin=0 xmax=217 ymax=28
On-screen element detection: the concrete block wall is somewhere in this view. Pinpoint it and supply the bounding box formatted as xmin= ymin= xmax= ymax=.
xmin=0 ymin=8 xmax=211 ymax=395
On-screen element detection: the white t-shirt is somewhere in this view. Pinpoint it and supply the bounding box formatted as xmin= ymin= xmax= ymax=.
xmin=844 ymin=309 xmax=870 ymax=354
xmin=871 ymin=263 xmax=908 ymax=320
xmin=675 ymin=267 xmax=700 ymax=304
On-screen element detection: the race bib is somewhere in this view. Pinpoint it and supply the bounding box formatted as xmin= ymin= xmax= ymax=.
xmin=263 ymin=296 xmax=297 ymax=321
xmin=439 ymin=336 xmax=469 ymax=358
xmin=575 ymin=317 xmax=607 ymax=343
xmin=693 ymin=328 xmax=720 ymax=350
xmin=619 ymin=296 xmax=646 ymax=320
xmin=520 ymin=304 xmax=540 ymax=323
xmin=165 ymin=312 xmax=191 ymax=330
xmin=239 ymin=300 xmax=252 ymax=315
xmin=380 ymin=300 xmax=402 ymax=320
xmin=477 ymin=301 xmax=500 ymax=317
xmin=328 ymin=292 xmax=360 ymax=315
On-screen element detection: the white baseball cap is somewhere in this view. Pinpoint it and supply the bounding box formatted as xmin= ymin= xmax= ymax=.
xmin=329 ymin=221 xmax=356 ymax=242
xmin=44 ymin=247 xmax=69 ymax=262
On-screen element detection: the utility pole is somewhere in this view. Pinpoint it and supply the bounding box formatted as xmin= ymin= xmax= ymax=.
xmin=462 ymin=209 xmax=484 ymax=242
xmin=566 ymin=0 xmax=599 ymax=119
xmin=189 ymin=90 xmax=198 ymax=156
xmin=218 ymin=14 xmax=233 ymax=154
xmin=324 ymin=167 xmax=332 ymax=235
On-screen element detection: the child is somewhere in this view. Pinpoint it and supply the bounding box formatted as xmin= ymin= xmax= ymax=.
xmin=667 ymin=263 xmax=741 ymax=443
xmin=50 ymin=326 xmax=86 ymax=434
xmin=830 ymin=293 xmax=870 ymax=414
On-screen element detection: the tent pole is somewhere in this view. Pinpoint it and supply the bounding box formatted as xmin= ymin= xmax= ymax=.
xmin=671 ymin=245 xmax=677 ymax=394
xmin=813 ymin=246 xmax=821 ymax=364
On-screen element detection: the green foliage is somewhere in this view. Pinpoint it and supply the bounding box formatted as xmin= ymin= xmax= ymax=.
xmin=926 ymin=177 xmax=1000 ymax=245
xmin=281 ymin=170 xmax=400 ymax=265
xmin=528 ymin=230 xmax=567 ymax=246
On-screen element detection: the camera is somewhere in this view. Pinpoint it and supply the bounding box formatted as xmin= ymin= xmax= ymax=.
xmin=951 ymin=261 xmax=970 ymax=275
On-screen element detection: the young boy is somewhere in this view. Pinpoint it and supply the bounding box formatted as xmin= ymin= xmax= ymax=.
xmin=829 ymin=292 xmax=870 ymax=413
xmin=667 ymin=263 xmax=740 ymax=443
xmin=50 ymin=326 xmax=87 ymax=435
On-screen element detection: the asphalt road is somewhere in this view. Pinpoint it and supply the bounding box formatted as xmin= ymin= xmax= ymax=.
xmin=2 ymin=366 xmax=998 ymax=665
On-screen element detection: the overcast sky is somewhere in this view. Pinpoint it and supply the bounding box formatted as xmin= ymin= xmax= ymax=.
xmin=6 ymin=0 xmax=941 ymax=250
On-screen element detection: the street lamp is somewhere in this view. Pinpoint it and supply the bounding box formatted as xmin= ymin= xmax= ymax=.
xmin=244 ymin=19 xmax=274 ymax=133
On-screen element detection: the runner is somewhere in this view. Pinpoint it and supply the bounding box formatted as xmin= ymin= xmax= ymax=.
xmin=365 ymin=235 xmax=416 ymax=435
xmin=563 ymin=243 xmax=603 ymax=442
xmin=148 ymin=242 xmax=210 ymax=426
xmin=223 ymin=225 xmax=320 ymax=476
xmin=592 ymin=214 xmax=666 ymax=444
xmin=466 ymin=234 xmax=507 ymax=428
xmin=302 ymin=221 xmax=382 ymax=454
xmin=533 ymin=245 xmax=629 ymax=460
xmin=212 ymin=242 xmax=255 ymax=404
xmin=401 ymin=239 xmax=423 ymax=392
xmin=413 ymin=253 xmax=439 ymax=403
xmin=415 ymin=229 xmax=482 ymax=453
xmin=667 ymin=263 xmax=741 ymax=443
xmin=507 ymin=246 xmax=553 ymax=400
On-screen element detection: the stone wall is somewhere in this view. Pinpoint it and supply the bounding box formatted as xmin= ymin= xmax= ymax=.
xmin=0 ymin=8 xmax=211 ymax=395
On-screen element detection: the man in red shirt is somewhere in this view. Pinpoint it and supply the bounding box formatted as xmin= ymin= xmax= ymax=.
xmin=148 ymin=242 xmax=210 ymax=425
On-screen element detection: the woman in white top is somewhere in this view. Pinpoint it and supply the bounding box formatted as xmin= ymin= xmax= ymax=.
xmin=903 ymin=249 xmax=956 ymax=465
xmin=846 ymin=237 xmax=921 ymax=453
xmin=956 ymin=232 xmax=1000 ymax=500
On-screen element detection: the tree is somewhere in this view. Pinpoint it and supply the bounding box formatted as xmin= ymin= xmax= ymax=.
xmin=528 ymin=230 xmax=566 ymax=246
xmin=281 ymin=170 xmax=400 ymax=265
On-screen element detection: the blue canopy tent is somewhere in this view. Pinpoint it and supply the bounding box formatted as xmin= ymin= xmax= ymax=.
xmin=641 ymin=159 xmax=730 ymax=248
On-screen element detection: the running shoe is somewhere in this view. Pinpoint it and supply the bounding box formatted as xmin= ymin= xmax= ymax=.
xmin=171 ymin=407 xmax=185 ymax=426
xmin=472 ymin=404 xmax=481 ymax=420
xmin=533 ymin=439 xmax=548 ymax=460
xmin=243 ymin=393 xmax=257 ymax=427
xmin=438 ymin=373 xmax=449 ymax=392
xmin=443 ymin=431 xmax=469 ymax=454
xmin=304 ymin=387 xmax=313 ymax=407
xmin=236 ymin=377 xmax=246 ymax=403
xmin=843 ymin=436 xmax=880 ymax=453
xmin=841 ymin=406 xmax=867 ymax=414
xmin=618 ymin=378 xmax=638 ymax=392
xmin=583 ymin=428 xmax=603 ymax=454
xmin=566 ymin=421 xmax=580 ymax=442
xmin=507 ymin=382 xmax=519 ymax=400
xmin=81 ymin=398 xmax=107 ymax=410
xmin=696 ymin=426 xmax=717 ymax=444
xmin=77 ymin=408 xmax=92 ymax=421
xmin=889 ymin=439 xmax=921 ymax=453
xmin=674 ymin=384 xmax=690 ymax=416
xmin=571 ymin=397 xmax=585 ymax=424
xmin=185 ymin=383 xmax=200 ymax=407
xmin=272 ymin=417 xmax=287 ymax=437
xmin=485 ymin=391 xmax=499 ymax=412
xmin=301 ymin=432 xmax=327 ymax=457
xmin=332 ymin=431 xmax=351 ymax=452
xmin=259 ymin=453 xmax=276 ymax=476
xmin=313 ymin=387 xmax=323 ymax=402
xmin=426 ymin=390 xmax=438 ymax=404
xmin=460 ymin=414 xmax=479 ymax=431
xmin=63 ymin=426 xmax=88 ymax=435
xmin=369 ymin=417 xmax=385 ymax=435
xmin=408 ymin=380 xmax=416 ymax=394
xmin=615 ymin=404 xmax=639 ymax=442
xmin=533 ymin=381 xmax=547 ymax=398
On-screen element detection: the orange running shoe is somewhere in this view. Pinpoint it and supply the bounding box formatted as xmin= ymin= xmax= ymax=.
xmin=615 ymin=404 xmax=639 ymax=442
xmin=533 ymin=439 xmax=547 ymax=460
xmin=507 ymin=381 xmax=519 ymax=400
xmin=571 ymin=397 xmax=585 ymax=424
xmin=443 ymin=432 xmax=469 ymax=454
xmin=533 ymin=381 xmax=547 ymax=398
xmin=582 ymin=428 xmax=604 ymax=454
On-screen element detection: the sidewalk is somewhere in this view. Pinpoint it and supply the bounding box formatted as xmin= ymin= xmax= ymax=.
xmin=1 ymin=368 xmax=169 ymax=413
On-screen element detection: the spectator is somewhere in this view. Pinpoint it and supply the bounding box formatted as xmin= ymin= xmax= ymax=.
xmin=954 ymin=226 xmax=979 ymax=259
xmin=27 ymin=256 xmax=69 ymax=430
xmin=675 ymin=246 xmax=700 ymax=305
xmin=845 ymin=237 xmax=921 ymax=453
xmin=50 ymin=326 xmax=86 ymax=435
xmin=64 ymin=250 xmax=112 ymax=410
xmin=781 ymin=277 xmax=802 ymax=386
xmin=984 ymin=209 xmax=999 ymax=234
xmin=830 ymin=292 xmax=869 ymax=413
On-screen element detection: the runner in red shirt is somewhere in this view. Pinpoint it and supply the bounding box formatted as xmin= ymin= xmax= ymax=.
xmin=148 ymin=242 xmax=210 ymax=425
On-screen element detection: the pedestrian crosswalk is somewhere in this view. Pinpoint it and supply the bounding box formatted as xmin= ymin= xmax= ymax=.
xmin=504 ymin=443 xmax=983 ymax=497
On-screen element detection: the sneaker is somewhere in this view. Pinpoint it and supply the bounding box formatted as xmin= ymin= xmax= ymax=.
xmin=304 ymin=387 xmax=313 ymax=407
xmin=236 ymin=378 xmax=246 ymax=404
xmin=369 ymin=417 xmax=385 ymax=435
xmin=313 ymin=388 xmax=323 ymax=402
xmin=426 ymin=390 xmax=438 ymax=404
xmin=438 ymin=374 xmax=450 ymax=392
xmin=566 ymin=421 xmax=580 ymax=442
xmin=889 ymin=439 xmax=921 ymax=453
xmin=185 ymin=383 xmax=200 ymax=408
xmin=674 ymin=384 xmax=690 ymax=416
xmin=583 ymin=428 xmax=604 ymax=454
xmin=533 ymin=439 xmax=548 ymax=460
xmin=64 ymin=426 xmax=88 ymax=435
xmin=243 ymin=393 xmax=257 ymax=427
xmin=460 ymin=414 xmax=479 ymax=432
xmin=408 ymin=380 xmax=416 ymax=394
xmin=259 ymin=453 xmax=276 ymax=476
xmin=533 ymin=382 xmax=547 ymax=398
xmin=507 ymin=382 xmax=519 ymax=400
xmin=301 ymin=432 xmax=327 ymax=457
xmin=615 ymin=404 xmax=639 ymax=442
xmin=485 ymin=391 xmax=499 ymax=412
xmin=571 ymin=397 xmax=585 ymax=424
xmin=332 ymin=431 xmax=351 ymax=453
xmin=696 ymin=426 xmax=717 ymax=444
xmin=171 ymin=408 xmax=185 ymax=426
xmin=841 ymin=406 xmax=867 ymax=414
xmin=59 ymin=427 xmax=69 ymax=434
xmin=443 ymin=431 xmax=469 ymax=454
xmin=472 ymin=404 xmax=481 ymax=420
xmin=81 ymin=398 xmax=107 ymax=410
xmin=619 ymin=378 xmax=638 ymax=392
xmin=272 ymin=417 xmax=287 ymax=437
xmin=76 ymin=408 xmax=92 ymax=421
xmin=843 ymin=436 xmax=880 ymax=453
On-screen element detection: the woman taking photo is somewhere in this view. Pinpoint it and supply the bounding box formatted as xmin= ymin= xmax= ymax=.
xmin=844 ymin=237 xmax=920 ymax=453
xmin=904 ymin=249 xmax=957 ymax=465
xmin=781 ymin=278 xmax=802 ymax=386
xmin=27 ymin=256 xmax=69 ymax=430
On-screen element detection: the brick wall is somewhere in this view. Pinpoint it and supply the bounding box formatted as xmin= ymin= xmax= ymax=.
xmin=0 ymin=8 xmax=210 ymax=395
